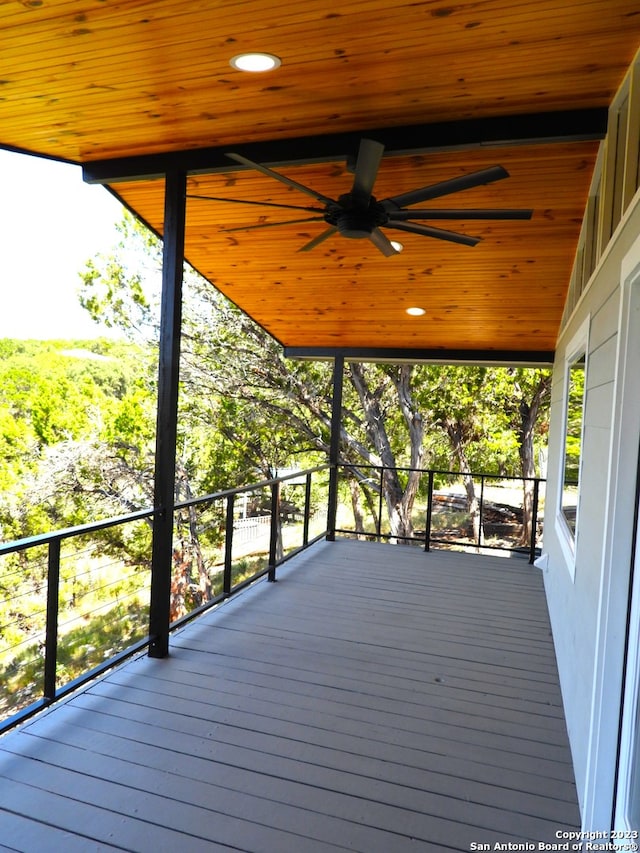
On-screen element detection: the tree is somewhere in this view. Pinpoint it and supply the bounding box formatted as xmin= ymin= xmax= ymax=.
xmin=0 ymin=339 xmax=151 ymax=538
xmin=78 ymin=217 xmax=432 ymax=539
xmin=509 ymin=368 xmax=552 ymax=544
xmin=420 ymin=366 xmax=498 ymax=541
xmin=181 ymin=293 xmax=432 ymax=538
xmin=412 ymin=365 xmax=550 ymax=544
xmin=347 ymin=363 xmax=424 ymax=538
xmin=76 ymin=212 xmax=552 ymax=554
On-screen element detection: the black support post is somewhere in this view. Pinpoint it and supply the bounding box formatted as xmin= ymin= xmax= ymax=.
xmin=326 ymin=355 xmax=344 ymax=541
xmin=148 ymin=171 xmax=187 ymax=658
xmin=268 ymin=481 xmax=281 ymax=582
xmin=43 ymin=538 xmax=61 ymax=700
xmin=223 ymin=494 xmax=234 ymax=595
xmin=424 ymin=470 xmax=434 ymax=553
xmin=478 ymin=474 xmax=485 ymax=550
xmin=303 ymin=472 xmax=312 ymax=546
xmin=377 ymin=467 xmax=384 ymax=540
xmin=529 ymin=478 xmax=540 ymax=564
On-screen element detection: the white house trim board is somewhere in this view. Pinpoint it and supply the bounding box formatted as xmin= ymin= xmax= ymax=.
xmin=583 ymin=239 xmax=640 ymax=830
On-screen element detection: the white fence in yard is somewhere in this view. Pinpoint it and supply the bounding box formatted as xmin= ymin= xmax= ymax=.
xmin=233 ymin=515 xmax=271 ymax=545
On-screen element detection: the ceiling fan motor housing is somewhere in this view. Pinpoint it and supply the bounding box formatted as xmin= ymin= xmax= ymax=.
xmin=326 ymin=193 xmax=388 ymax=239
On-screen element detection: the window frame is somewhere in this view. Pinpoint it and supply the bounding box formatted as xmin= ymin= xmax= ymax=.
xmin=556 ymin=317 xmax=590 ymax=579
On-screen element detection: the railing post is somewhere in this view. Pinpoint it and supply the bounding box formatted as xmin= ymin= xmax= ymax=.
xmin=478 ymin=474 xmax=485 ymax=550
xmin=149 ymin=170 xmax=187 ymax=659
xmin=377 ymin=466 xmax=384 ymax=540
xmin=326 ymin=354 xmax=344 ymax=541
xmin=224 ymin=494 xmax=234 ymax=595
xmin=268 ymin=481 xmax=281 ymax=581
xmin=43 ymin=538 xmax=61 ymax=701
xmin=425 ymin=470 xmax=434 ymax=553
xmin=529 ymin=478 xmax=541 ymax=564
xmin=303 ymin=472 xmax=312 ymax=546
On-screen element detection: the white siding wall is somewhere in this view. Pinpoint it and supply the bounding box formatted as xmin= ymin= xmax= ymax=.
xmin=544 ymin=198 xmax=640 ymax=824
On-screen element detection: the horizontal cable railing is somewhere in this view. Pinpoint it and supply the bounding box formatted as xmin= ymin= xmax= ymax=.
xmin=335 ymin=463 xmax=545 ymax=562
xmin=0 ymin=465 xmax=330 ymax=734
xmin=0 ymin=461 xmax=542 ymax=734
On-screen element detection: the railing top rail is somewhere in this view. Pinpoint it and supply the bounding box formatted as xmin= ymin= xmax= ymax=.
xmin=0 ymin=507 xmax=156 ymax=557
xmin=0 ymin=461 xmax=541 ymax=558
xmin=338 ymin=461 xmax=546 ymax=483
xmin=0 ymin=464 xmax=331 ymax=556
xmin=174 ymin=464 xmax=330 ymax=510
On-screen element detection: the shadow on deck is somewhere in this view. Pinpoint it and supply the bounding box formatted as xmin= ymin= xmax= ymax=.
xmin=0 ymin=539 xmax=580 ymax=851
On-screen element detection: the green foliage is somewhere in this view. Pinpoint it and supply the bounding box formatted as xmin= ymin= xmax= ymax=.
xmin=78 ymin=210 xmax=159 ymax=339
xmin=0 ymin=338 xmax=154 ymax=540
xmin=0 ymin=337 xmax=145 ymax=443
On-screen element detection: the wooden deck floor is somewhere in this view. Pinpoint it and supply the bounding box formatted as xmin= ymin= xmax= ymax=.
xmin=0 ymin=539 xmax=580 ymax=851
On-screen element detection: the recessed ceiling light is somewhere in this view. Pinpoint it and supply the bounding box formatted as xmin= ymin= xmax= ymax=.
xmin=230 ymin=53 xmax=282 ymax=72
xmin=390 ymin=240 xmax=404 ymax=252
xmin=406 ymin=307 xmax=426 ymax=316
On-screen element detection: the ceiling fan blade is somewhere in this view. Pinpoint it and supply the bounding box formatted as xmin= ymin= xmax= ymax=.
xmin=297 ymin=226 xmax=338 ymax=252
xmin=187 ymin=194 xmax=324 ymax=214
xmin=351 ymin=138 xmax=384 ymax=201
xmin=226 ymin=152 xmax=337 ymax=205
xmin=222 ymin=217 xmax=326 ymax=233
xmin=388 ymin=208 xmax=533 ymax=221
xmin=388 ymin=221 xmax=480 ymax=247
xmin=383 ymin=165 xmax=510 ymax=210
xmin=369 ymin=228 xmax=399 ymax=257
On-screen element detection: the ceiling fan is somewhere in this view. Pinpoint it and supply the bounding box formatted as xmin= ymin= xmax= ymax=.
xmin=188 ymin=139 xmax=533 ymax=256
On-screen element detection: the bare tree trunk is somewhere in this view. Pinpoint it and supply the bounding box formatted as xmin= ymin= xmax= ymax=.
xmin=360 ymin=482 xmax=379 ymax=532
xmin=348 ymin=363 xmax=404 ymax=539
xmin=445 ymin=422 xmax=481 ymax=544
xmin=462 ymin=472 xmax=482 ymax=545
xmin=517 ymin=375 xmax=551 ymax=545
xmin=274 ymin=483 xmax=284 ymax=562
xmin=348 ymin=476 xmax=366 ymax=538
xmin=391 ymin=365 xmax=424 ymax=540
xmin=348 ymin=363 xmax=424 ymax=541
xmin=519 ymin=419 xmax=536 ymax=547
xmin=341 ymin=458 xmax=381 ymax=533
xmin=171 ymin=461 xmax=212 ymax=620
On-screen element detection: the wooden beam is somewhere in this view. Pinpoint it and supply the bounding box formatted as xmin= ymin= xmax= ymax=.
xmin=82 ymin=109 xmax=607 ymax=185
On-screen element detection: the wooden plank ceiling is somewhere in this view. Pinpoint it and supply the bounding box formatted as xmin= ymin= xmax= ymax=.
xmin=2 ymin=0 xmax=640 ymax=360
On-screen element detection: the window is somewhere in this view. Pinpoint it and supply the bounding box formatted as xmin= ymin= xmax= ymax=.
xmin=560 ymin=353 xmax=586 ymax=536
xmin=557 ymin=319 xmax=589 ymax=573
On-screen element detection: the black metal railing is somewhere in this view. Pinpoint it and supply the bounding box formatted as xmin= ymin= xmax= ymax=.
xmin=0 ymin=460 xmax=544 ymax=734
xmin=0 ymin=465 xmax=329 ymax=734
xmin=170 ymin=465 xmax=329 ymax=625
xmin=335 ymin=463 xmax=545 ymax=562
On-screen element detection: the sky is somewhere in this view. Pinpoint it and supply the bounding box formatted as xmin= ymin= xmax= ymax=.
xmin=0 ymin=149 xmax=125 ymax=340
